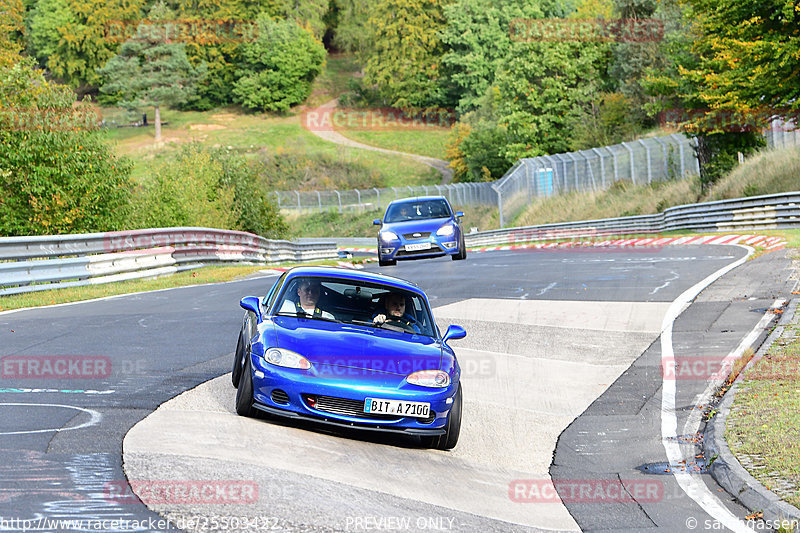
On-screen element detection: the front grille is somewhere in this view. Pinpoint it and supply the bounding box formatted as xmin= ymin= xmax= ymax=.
xmin=271 ymin=389 xmax=289 ymax=404
xmin=396 ymin=246 xmax=443 ymax=257
xmin=306 ymin=395 xmax=400 ymax=421
xmin=402 ymin=231 xmax=431 ymax=240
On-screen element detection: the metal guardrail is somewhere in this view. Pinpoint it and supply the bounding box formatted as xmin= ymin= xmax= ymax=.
xmin=463 ymin=191 xmax=800 ymax=247
xmin=0 ymin=227 xmax=337 ymax=296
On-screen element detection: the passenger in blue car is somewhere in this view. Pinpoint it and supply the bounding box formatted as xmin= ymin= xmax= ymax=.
xmin=280 ymin=278 xmax=335 ymax=319
xmin=372 ymin=292 xmax=421 ymax=333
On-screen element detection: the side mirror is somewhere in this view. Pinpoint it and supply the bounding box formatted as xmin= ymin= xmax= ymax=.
xmin=373 ymin=219 xmax=382 ymax=225
xmin=442 ymin=324 xmax=466 ymax=344
xmin=455 ymin=211 xmax=464 ymax=219
xmin=240 ymin=296 xmax=262 ymax=323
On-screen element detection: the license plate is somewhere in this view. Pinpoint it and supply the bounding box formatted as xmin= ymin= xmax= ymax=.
xmin=405 ymin=242 xmax=431 ymax=252
xmin=364 ymin=398 xmax=430 ymax=418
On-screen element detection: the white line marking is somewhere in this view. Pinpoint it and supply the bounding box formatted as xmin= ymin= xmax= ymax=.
xmin=537 ymin=282 xmax=558 ymax=296
xmin=660 ymin=245 xmax=760 ymax=533
xmin=650 ymin=270 xmax=680 ymax=295
xmin=0 ymin=403 xmax=102 ymax=435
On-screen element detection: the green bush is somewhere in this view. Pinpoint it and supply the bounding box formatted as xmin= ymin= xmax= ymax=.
xmin=130 ymin=145 xmax=288 ymax=239
xmin=0 ymin=59 xmax=133 ymax=236
xmin=233 ymin=16 xmax=326 ymax=112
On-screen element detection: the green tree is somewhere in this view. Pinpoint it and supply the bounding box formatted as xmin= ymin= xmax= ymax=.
xmin=440 ymin=0 xmax=545 ymax=113
xmin=681 ymin=0 xmax=799 ymax=119
xmin=233 ymin=15 xmax=326 ymax=112
xmin=642 ymin=0 xmax=772 ymax=193
xmin=0 ymin=0 xmax=25 ymax=68
xmin=362 ymin=0 xmax=451 ymax=109
xmin=331 ymin=0 xmax=371 ymax=56
xmin=26 ymin=0 xmax=74 ymax=68
xmin=27 ymin=0 xmax=146 ymax=91
xmin=0 ymin=58 xmax=133 ymax=235
xmin=494 ymin=36 xmax=610 ymax=158
xmin=98 ymin=5 xmax=206 ymax=141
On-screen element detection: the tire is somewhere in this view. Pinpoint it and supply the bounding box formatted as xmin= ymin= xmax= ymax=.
xmin=451 ymin=235 xmax=467 ymax=261
xmin=424 ymin=384 xmax=462 ymax=450
xmin=235 ymin=353 xmax=257 ymax=418
xmin=232 ymin=330 xmax=245 ymax=388
xmin=378 ymin=258 xmax=396 ymax=266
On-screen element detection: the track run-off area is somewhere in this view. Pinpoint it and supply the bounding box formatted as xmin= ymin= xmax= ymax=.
xmin=0 ymin=242 xmax=796 ymax=532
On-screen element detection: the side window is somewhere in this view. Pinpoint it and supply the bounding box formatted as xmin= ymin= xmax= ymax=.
xmin=264 ymin=274 xmax=287 ymax=312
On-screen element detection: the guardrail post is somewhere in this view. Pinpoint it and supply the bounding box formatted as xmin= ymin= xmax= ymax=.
xmin=335 ymin=190 xmax=342 ymax=214
xmin=316 ymin=190 xmax=322 ymax=212
xmin=274 ymin=191 xmax=281 ymax=209
xmin=373 ymin=187 xmax=380 ymax=211
xmin=295 ymin=190 xmax=301 ymax=211
xmin=621 ymin=142 xmax=635 ymax=185
xmin=354 ymin=189 xmax=362 ymax=211
xmin=391 ymin=186 xmax=399 ymax=200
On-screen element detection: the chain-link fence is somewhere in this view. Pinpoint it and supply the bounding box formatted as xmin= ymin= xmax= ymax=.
xmin=273 ymin=182 xmax=497 ymax=214
xmin=273 ymin=127 xmax=798 ymax=225
xmin=491 ymin=133 xmax=700 ymax=227
xmin=764 ymin=126 xmax=800 ymax=149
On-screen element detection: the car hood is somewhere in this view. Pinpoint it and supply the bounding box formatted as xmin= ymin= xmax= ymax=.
xmin=271 ymin=318 xmax=443 ymax=375
xmin=381 ymin=218 xmax=452 ymax=235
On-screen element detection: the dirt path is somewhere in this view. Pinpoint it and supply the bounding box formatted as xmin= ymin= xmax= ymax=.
xmin=306 ymin=99 xmax=453 ymax=184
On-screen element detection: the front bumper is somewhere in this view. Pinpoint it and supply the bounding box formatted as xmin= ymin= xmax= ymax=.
xmin=378 ymin=236 xmax=461 ymax=262
xmin=249 ymin=355 xmax=457 ymax=435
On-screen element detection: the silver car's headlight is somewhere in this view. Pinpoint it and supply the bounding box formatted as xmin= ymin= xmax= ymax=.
xmin=265 ymin=348 xmax=312 ymax=369
xmin=380 ymin=230 xmax=399 ymax=242
xmin=436 ymin=224 xmax=455 ymax=237
xmin=407 ymin=370 xmax=450 ymax=388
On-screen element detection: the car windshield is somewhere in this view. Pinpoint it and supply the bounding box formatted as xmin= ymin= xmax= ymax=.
xmin=273 ymin=276 xmax=436 ymax=337
xmin=384 ymin=199 xmax=451 ymax=223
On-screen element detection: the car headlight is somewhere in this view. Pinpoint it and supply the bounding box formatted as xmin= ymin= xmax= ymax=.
xmin=407 ymin=370 xmax=451 ymax=388
xmin=436 ymin=224 xmax=455 ymax=237
xmin=380 ymin=231 xmax=399 ymax=242
xmin=264 ymin=348 xmax=312 ymax=370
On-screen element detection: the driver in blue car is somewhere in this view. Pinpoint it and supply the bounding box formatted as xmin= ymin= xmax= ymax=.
xmin=280 ymin=278 xmax=335 ymax=319
xmin=372 ymin=292 xmax=420 ymax=333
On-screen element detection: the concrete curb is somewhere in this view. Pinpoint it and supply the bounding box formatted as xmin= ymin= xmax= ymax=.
xmin=705 ymin=297 xmax=800 ymax=526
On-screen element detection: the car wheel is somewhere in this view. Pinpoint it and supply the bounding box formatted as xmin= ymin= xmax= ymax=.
xmin=452 ymin=235 xmax=467 ymax=261
xmin=425 ymin=384 xmax=462 ymax=450
xmin=232 ymin=330 xmax=245 ymax=388
xmin=378 ymin=258 xmax=396 ymax=266
xmin=235 ymin=351 xmax=257 ymax=418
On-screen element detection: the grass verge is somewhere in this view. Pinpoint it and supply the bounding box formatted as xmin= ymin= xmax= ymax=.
xmin=726 ymin=291 xmax=800 ymax=509
xmin=332 ymin=128 xmax=451 ymax=160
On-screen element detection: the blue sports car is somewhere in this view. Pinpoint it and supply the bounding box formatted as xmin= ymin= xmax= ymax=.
xmin=373 ymin=196 xmax=467 ymax=266
xmin=233 ymin=266 xmax=466 ymax=449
